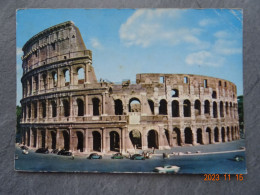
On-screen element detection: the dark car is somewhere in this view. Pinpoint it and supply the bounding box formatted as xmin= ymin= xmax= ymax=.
xmin=57 ymin=149 xmax=72 ymax=156
xmin=88 ymin=153 xmax=102 ymax=159
xmin=130 ymin=154 xmax=145 ymax=160
xmin=35 ymin=148 xmax=49 ymax=154
xmin=20 ymin=145 xmax=28 ymax=150
xmin=111 ymin=153 xmax=124 ymax=159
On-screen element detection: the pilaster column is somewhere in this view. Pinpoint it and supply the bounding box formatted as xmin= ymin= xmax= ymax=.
xmin=31 ymin=76 xmax=34 ymax=94
xmin=121 ymin=127 xmax=126 ymax=153
xmin=191 ymin=102 xmax=195 ymax=119
xmin=84 ymin=95 xmax=88 ymax=116
xmin=102 ymin=128 xmax=106 ymax=153
xmin=179 ymin=102 xmax=184 ymax=118
xmin=142 ymin=127 xmax=147 ymax=150
xmin=102 ymin=93 xmax=106 ymax=115
xmin=84 ymin=129 xmax=88 ymax=153
xmin=69 ymin=128 xmax=73 ymax=152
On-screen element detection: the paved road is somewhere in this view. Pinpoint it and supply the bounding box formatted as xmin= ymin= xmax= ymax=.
xmin=15 ymin=140 xmax=247 ymax=174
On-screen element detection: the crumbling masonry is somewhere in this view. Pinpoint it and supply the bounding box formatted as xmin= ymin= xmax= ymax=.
xmin=20 ymin=21 xmax=240 ymax=153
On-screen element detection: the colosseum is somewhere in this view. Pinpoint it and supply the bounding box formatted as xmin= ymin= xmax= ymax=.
xmin=20 ymin=21 xmax=240 ymax=154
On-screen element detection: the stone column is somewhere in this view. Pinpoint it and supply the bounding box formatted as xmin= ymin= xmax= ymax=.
xmin=31 ymin=76 xmax=34 ymax=94
xmin=191 ymin=102 xmax=195 ymax=119
xmin=85 ymin=63 xmax=89 ymax=83
xmin=102 ymin=128 xmax=106 ymax=153
xmin=142 ymin=127 xmax=148 ymax=150
xmin=37 ymin=100 xmax=40 ymax=121
xmin=158 ymin=125 xmax=164 ymax=149
xmin=154 ymin=102 xmax=159 ymax=115
xmin=70 ymin=97 xmax=73 ymax=118
xmin=84 ymin=95 xmax=88 ymax=116
xmin=56 ymin=130 xmax=60 ymax=150
xmin=210 ymin=102 xmax=213 ymax=118
xmin=179 ymin=102 xmax=184 ymax=118
xmin=69 ymin=128 xmax=73 ymax=152
xmin=57 ymin=68 xmax=61 ymax=88
xmin=70 ymin=67 xmax=74 ymax=86
xmin=84 ymin=129 xmax=88 ymax=153
xmin=102 ymin=93 xmax=106 ymax=116
xmin=121 ymin=127 xmax=126 ymax=153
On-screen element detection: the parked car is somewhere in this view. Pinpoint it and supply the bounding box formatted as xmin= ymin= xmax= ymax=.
xmin=111 ymin=153 xmax=124 ymax=159
xmin=57 ymin=149 xmax=72 ymax=156
xmin=130 ymin=154 xmax=145 ymax=160
xmin=35 ymin=148 xmax=49 ymax=154
xmin=51 ymin=149 xmax=59 ymax=154
xmin=154 ymin=165 xmax=180 ymax=173
xmin=88 ymin=153 xmax=102 ymax=159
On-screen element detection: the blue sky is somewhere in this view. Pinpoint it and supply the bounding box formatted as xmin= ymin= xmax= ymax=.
xmin=16 ymin=9 xmax=243 ymax=105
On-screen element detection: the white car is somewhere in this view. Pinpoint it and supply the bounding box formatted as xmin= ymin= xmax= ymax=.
xmin=154 ymin=165 xmax=180 ymax=173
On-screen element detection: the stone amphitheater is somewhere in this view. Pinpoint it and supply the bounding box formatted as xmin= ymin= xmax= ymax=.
xmin=20 ymin=21 xmax=240 ymax=154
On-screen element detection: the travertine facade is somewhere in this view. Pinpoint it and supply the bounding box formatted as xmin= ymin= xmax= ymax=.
xmin=20 ymin=21 xmax=240 ymax=154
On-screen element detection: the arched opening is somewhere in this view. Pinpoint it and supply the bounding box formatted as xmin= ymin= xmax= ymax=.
xmin=172 ymin=100 xmax=179 ymax=117
xmin=204 ymin=100 xmax=210 ymax=115
xmin=159 ymin=99 xmax=167 ymax=115
xmin=214 ymin=127 xmax=219 ymax=142
xmin=227 ymin=127 xmax=230 ymax=141
xmin=92 ymin=98 xmax=100 ymax=116
xmin=77 ymin=67 xmax=85 ymax=84
xmin=173 ymin=128 xmax=181 ymax=146
xmin=221 ymin=127 xmax=225 ymax=142
xmin=184 ymin=127 xmax=193 ymax=144
xmin=76 ymin=131 xmax=84 ymax=152
xmin=213 ymin=102 xmax=218 ymax=118
xmin=34 ymin=76 xmax=39 ymax=91
xmin=33 ymin=101 xmax=37 ymax=118
xmin=197 ymin=129 xmax=203 ymax=144
xmin=51 ymin=101 xmax=57 ymax=117
xmin=62 ymin=100 xmax=70 ymax=117
xmin=129 ymin=98 xmax=141 ymax=112
xmin=225 ymin=102 xmax=229 ymax=115
xmin=42 ymin=73 xmax=47 ymax=89
xmin=110 ymin=131 xmax=120 ymax=152
xmin=62 ymin=131 xmax=70 ymax=151
xmin=194 ymin=100 xmax=201 ymax=116
xmin=27 ymin=104 xmax=31 ymax=118
xmin=231 ymin=126 xmax=234 ymax=140
xmin=32 ymin=130 xmax=37 ymax=147
xmin=206 ymin=128 xmax=212 ymax=144
xmin=165 ymin=129 xmax=170 ymax=145
xmin=220 ymin=101 xmax=224 ymax=117
xmin=52 ymin=72 xmax=57 ymax=88
xmin=77 ymin=99 xmax=84 ymax=116
xmin=171 ymin=89 xmax=179 ymax=97
xmin=230 ymin=102 xmax=233 ymax=118
xmin=51 ymin=131 xmax=56 ymax=150
xmin=64 ymin=69 xmax=70 ymax=86
xmin=92 ymin=131 xmax=101 ymax=152
xmin=41 ymin=131 xmax=46 ymax=148
xmin=129 ymin=130 xmax=142 ymax=149
xmin=183 ymin=100 xmax=191 ymax=117
xmin=41 ymin=101 xmax=46 ymax=118
xmin=148 ymin=99 xmax=154 ymax=114
xmin=147 ymin=130 xmax=158 ymax=149
xmin=114 ymin=99 xmax=123 ymax=115
xmin=27 ymin=130 xmax=30 ymax=147
xmin=212 ymin=91 xmax=217 ymax=99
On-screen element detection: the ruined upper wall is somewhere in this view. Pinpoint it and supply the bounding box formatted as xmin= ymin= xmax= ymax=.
xmin=21 ymin=21 xmax=92 ymax=72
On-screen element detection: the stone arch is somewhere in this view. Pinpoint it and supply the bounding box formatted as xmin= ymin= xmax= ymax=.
xmin=40 ymin=130 xmax=46 ymax=148
xmin=92 ymin=98 xmax=101 ymax=116
xmin=172 ymin=100 xmax=179 ymax=117
xmin=62 ymin=68 xmax=70 ymax=86
xmin=32 ymin=101 xmax=37 ymax=118
xmin=227 ymin=127 xmax=230 ymax=141
xmin=147 ymin=130 xmax=159 ymax=149
xmin=225 ymin=102 xmax=229 ymax=115
xmin=214 ymin=127 xmax=219 ymax=142
xmin=77 ymin=98 xmax=84 ymax=116
xmin=221 ymin=127 xmax=225 ymax=142
xmin=26 ymin=129 xmax=30 ymax=147
xmin=230 ymin=102 xmax=233 ymax=118
xmin=148 ymin=99 xmax=154 ymax=115
xmin=220 ymin=101 xmax=224 ymax=117
xmin=27 ymin=103 xmax=31 ymax=118
xmin=114 ymin=99 xmax=123 ymax=115
xmin=197 ymin=128 xmax=203 ymax=144
xmin=77 ymin=67 xmax=85 ymax=84
xmin=194 ymin=100 xmax=201 ymax=116
xmin=129 ymin=130 xmax=142 ymax=149
xmin=41 ymin=100 xmax=46 ymax=118
xmin=184 ymin=127 xmax=193 ymax=144
xmin=206 ymin=127 xmax=212 ymax=144
xmin=62 ymin=130 xmax=70 ymax=151
xmin=213 ymin=102 xmax=218 ymax=118
xmin=110 ymin=131 xmax=120 ymax=152
xmin=164 ymin=129 xmax=170 ymax=146
xmin=171 ymin=89 xmax=179 ymax=97
xmin=41 ymin=73 xmax=47 ymax=89
xmin=32 ymin=129 xmax=37 ymax=147
xmin=231 ymin=126 xmax=234 ymax=140
xmin=51 ymin=100 xmax=57 ymax=117
xmin=159 ymin=99 xmax=167 ymax=115
xmin=92 ymin=131 xmax=101 ymax=152
xmin=51 ymin=71 xmax=57 ymax=88
xmin=173 ymin=128 xmax=181 ymax=146
xmin=204 ymin=100 xmax=210 ymax=115
xmin=34 ymin=75 xmax=39 ymax=91
xmin=62 ymin=99 xmax=70 ymax=117
xmin=76 ymin=131 xmax=84 ymax=152
xmin=50 ymin=131 xmax=57 ymax=150
xmin=129 ymin=98 xmax=141 ymax=112
xmin=183 ymin=100 xmax=191 ymax=117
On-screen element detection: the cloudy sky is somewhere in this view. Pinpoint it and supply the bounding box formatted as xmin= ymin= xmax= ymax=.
xmin=16 ymin=9 xmax=243 ymax=105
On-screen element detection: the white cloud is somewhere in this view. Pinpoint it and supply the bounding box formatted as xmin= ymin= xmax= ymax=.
xmin=119 ymin=9 xmax=208 ymax=48
xmin=90 ymin=38 xmax=103 ymax=49
xmin=199 ymin=18 xmax=217 ymax=27
xmin=16 ymin=47 xmax=23 ymax=56
xmin=214 ymin=31 xmax=230 ymax=38
xmin=213 ymin=39 xmax=242 ymax=55
xmin=185 ymin=51 xmax=224 ymax=67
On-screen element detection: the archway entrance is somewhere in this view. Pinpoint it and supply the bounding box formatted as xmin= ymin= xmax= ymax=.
xmin=173 ymin=128 xmax=181 ymax=146
xmin=227 ymin=127 xmax=230 ymax=141
xmin=214 ymin=127 xmax=219 ymax=142
xmin=92 ymin=131 xmax=101 ymax=152
xmin=110 ymin=131 xmax=120 ymax=152
xmin=41 ymin=131 xmax=46 ymax=148
xmin=221 ymin=127 xmax=225 ymax=142
xmin=33 ymin=130 xmax=37 ymax=147
xmin=147 ymin=130 xmax=158 ymax=149
xmin=27 ymin=130 xmax=30 ymax=147
xmin=76 ymin=131 xmax=84 ymax=152
xmin=197 ymin=129 xmax=203 ymax=144
xmin=129 ymin=130 xmax=142 ymax=149
xmin=62 ymin=131 xmax=70 ymax=151
xmin=184 ymin=128 xmax=192 ymax=144
xmin=206 ymin=128 xmax=212 ymax=144
xmin=51 ymin=131 xmax=56 ymax=150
